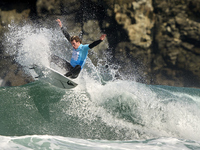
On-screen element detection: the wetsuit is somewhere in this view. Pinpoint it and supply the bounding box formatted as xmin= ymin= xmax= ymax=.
xmin=60 ymin=27 xmax=103 ymax=78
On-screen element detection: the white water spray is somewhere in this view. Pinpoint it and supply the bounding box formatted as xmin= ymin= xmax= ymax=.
xmin=5 ymin=24 xmax=49 ymax=66
xmin=4 ymin=23 xmax=200 ymax=141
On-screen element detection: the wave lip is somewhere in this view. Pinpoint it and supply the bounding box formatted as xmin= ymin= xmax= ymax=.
xmin=1 ymin=135 xmax=200 ymax=150
xmin=1 ymin=80 xmax=200 ymax=141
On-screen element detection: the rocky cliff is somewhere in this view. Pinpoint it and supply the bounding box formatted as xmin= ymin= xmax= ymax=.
xmin=0 ymin=0 xmax=200 ymax=88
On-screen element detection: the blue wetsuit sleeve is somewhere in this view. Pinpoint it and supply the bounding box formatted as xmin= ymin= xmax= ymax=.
xmin=61 ymin=27 xmax=71 ymax=42
xmin=88 ymin=40 xmax=102 ymax=49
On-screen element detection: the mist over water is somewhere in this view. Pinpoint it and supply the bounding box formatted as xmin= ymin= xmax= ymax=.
xmin=1 ymin=23 xmax=200 ymax=150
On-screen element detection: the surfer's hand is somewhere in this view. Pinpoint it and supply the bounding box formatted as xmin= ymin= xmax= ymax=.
xmin=56 ymin=19 xmax=62 ymax=28
xmin=100 ymin=34 xmax=106 ymax=41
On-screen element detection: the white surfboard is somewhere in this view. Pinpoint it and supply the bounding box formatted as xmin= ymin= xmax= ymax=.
xmin=31 ymin=65 xmax=78 ymax=89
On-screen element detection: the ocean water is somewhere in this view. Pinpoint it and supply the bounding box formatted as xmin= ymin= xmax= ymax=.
xmin=1 ymin=23 xmax=200 ymax=150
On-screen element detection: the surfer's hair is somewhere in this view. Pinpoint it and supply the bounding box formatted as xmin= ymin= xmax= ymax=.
xmin=70 ymin=36 xmax=82 ymax=43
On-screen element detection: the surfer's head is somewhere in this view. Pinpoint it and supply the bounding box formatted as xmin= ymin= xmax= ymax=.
xmin=70 ymin=36 xmax=82 ymax=49
xmin=70 ymin=36 xmax=82 ymax=44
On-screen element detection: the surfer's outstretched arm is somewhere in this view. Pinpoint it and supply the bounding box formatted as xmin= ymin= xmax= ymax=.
xmin=61 ymin=27 xmax=71 ymax=42
xmin=56 ymin=19 xmax=71 ymax=41
xmin=89 ymin=34 xmax=106 ymax=49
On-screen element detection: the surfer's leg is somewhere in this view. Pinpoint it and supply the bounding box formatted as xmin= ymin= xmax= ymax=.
xmin=71 ymin=65 xmax=81 ymax=79
xmin=64 ymin=63 xmax=74 ymax=77
xmin=64 ymin=71 xmax=73 ymax=77
xmin=65 ymin=61 xmax=74 ymax=71
xmin=64 ymin=65 xmax=81 ymax=79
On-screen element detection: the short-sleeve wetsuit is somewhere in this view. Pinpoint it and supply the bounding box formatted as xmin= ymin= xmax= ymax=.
xmin=61 ymin=27 xmax=103 ymax=78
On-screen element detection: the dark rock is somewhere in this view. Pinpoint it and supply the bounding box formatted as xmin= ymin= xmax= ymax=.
xmin=1 ymin=0 xmax=200 ymax=88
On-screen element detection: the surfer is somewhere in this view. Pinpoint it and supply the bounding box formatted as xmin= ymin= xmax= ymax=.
xmin=54 ymin=19 xmax=106 ymax=79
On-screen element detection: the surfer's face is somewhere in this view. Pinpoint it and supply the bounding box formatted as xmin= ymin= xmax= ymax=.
xmin=71 ymin=40 xmax=80 ymax=50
